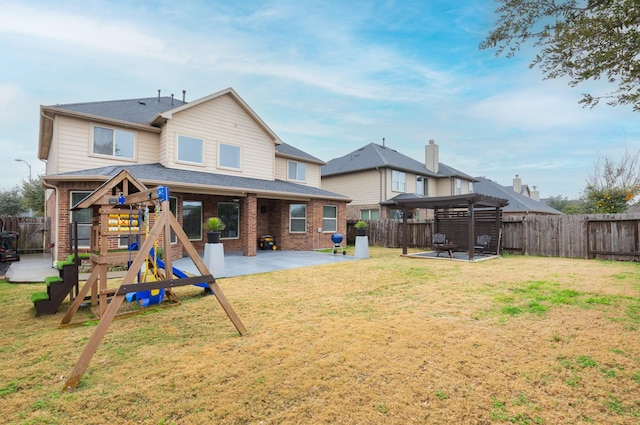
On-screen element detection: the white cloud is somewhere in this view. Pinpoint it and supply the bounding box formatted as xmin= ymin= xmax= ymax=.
xmin=1 ymin=3 xmax=185 ymax=62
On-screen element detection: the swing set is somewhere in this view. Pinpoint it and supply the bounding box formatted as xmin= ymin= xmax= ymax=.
xmin=60 ymin=170 xmax=246 ymax=392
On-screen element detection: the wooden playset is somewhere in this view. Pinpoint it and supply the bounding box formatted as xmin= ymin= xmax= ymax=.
xmin=58 ymin=170 xmax=246 ymax=391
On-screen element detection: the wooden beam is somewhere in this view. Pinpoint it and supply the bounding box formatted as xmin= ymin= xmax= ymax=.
xmin=116 ymin=275 xmax=213 ymax=295
xmin=62 ymin=293 xmax=126 ymax=392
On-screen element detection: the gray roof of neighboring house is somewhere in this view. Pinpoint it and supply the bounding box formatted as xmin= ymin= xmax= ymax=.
xmin=321 ymin=143 xmax=473 ymax=180
xmin=46 ymin=163 xmax=349 ymax=200
xmin=474 ymin=177 xmax=562 ymax=214
xmin=276 ymin=142 xmax=324 ymax=164
xmin=51 ymin=96 xmax=187 ymax=125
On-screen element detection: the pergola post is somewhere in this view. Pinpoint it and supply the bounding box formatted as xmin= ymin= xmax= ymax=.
xmin=468 ymin=201 xmax=475 ymax=261
xmin=402 ymin=207 xmax=408 ymax=255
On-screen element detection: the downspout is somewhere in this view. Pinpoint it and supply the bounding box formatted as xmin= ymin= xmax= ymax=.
xmin=40 ymin=110 xmax=57 ymax=265
xmin=41 ymin=177 xmax=58 ymax=267
xmin=376 ymin=167 xmax=383 ymax=218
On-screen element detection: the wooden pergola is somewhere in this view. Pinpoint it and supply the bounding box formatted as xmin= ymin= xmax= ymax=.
xmin=389 ymin=193 xmax=509 ymax=261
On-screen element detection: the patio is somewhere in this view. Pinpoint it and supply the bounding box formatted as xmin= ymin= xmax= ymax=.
xmin=403 ymin=250 xmax=498 ymax=262
xmin=173 ymin=249 xmax=358 ymax=278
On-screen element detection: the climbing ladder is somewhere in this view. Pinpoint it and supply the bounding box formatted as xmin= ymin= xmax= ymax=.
xmin=31 ymin=223 xmax=84 ymax=316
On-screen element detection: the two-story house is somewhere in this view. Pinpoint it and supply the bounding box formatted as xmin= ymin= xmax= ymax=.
xmin=321 ymin=140 xmax=475 ymax=220
xmin=38 ymin=88 xmax=350 ymax=263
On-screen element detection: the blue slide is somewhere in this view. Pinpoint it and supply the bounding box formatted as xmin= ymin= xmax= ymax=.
xmin=154 ymin=255 xmax=212 ymax=293
xmin=125 ymin=244 xmax=213 ymax=306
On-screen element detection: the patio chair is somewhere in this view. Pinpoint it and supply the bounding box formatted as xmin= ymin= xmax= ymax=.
xmin=474 ymin=235 xmax=492 ymax=255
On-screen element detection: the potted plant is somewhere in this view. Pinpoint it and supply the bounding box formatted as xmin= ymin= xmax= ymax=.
xmin=354 ymin=220 xmax=368 ymax=236
xmin=204 ymin=217 xmax=226 ymax=244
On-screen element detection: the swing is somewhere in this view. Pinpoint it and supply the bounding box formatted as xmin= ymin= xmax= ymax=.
xmin=125 ymin=203 xmax=165 ymax=306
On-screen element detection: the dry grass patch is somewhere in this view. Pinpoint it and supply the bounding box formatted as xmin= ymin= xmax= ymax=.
xmin=1 ymin=248 xmax=639 ymax=424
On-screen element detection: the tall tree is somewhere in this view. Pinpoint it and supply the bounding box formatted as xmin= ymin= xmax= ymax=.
xmin=0 ymin=187 xmax=25 ymax=216
xmin=21 ymin=177 xmax=45 ymax=216
xmin=480 ymin=0 xmax=640 ymax=110
xmin=584 ymin=147 xmax=640 ymax=213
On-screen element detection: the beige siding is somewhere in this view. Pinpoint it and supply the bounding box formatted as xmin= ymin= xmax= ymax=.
xmin=275 ymin=157 xmax=322 ymax=188
xmin=52 ymin=116 xmax=159 ymax=173
xmin=322 ymin=169 xmax=382 ymax=204
xmin=163 ymin=93 xmax=275 ymax=180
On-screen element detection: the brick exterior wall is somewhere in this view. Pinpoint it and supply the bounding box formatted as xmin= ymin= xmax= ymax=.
xmin=50 ymin=182 xmax=347 ymax=263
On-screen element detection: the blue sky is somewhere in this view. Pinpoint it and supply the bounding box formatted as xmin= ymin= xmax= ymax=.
xmin=1 ymin=0 xmax=639 ymax=198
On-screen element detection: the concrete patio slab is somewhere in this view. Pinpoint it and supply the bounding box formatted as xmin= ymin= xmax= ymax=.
xmin=5 ymin=250 xmax=359 ymax=283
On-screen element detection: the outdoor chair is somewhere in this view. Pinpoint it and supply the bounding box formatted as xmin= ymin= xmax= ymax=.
xmin=433 ymin=233 xmax=455 ymax=258
xmin=474 ymin=235 xmax=492 ymax=255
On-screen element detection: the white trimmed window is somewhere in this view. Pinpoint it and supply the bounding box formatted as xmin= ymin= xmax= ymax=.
xmin=288 ymin=161 xmax=306 ymax=182
xmin=392 ymin=170 xmax=406 ymax=192
xmin=218 ymin=202 xmax=240 ymax=239
xmin=456 ymin=178 xmax=462 ymax=195
xmin=93 ymin=126 xmax=135 ymax=159
xmin=70 ymin=191 xmax=92 ymax=248
xmin=360 ymin=209 xmax=379 ymax=220
xmin=177 ymin=134 xmax=204 ymax=164
xmin=219 ymin=143 xmax=240 ymax=169
xmin=322 ymin=205 xmax=337 ymax=233
xmin=289 ymin=204 xmax=307 ymax=233
xmin=468 ymin=181 xmax=474 ymax=193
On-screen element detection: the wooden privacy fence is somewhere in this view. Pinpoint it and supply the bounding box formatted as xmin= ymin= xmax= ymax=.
xmin=348 ymin=213 xmax=640 ymax=261
xmin=503 ymin=213 xmax=640 ymax=260
xmin=0 ymin=216 xmax=50 ymax=253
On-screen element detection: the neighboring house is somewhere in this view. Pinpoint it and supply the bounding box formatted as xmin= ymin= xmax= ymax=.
xmin=321 ymin=140 xmax=475 ymax=220
xmin=474 ymin=176 xmax=562 ymax=216
xmin=38 ymin=87 xmax=350 ymax=263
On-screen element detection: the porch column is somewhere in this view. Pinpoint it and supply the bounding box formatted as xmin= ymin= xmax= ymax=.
xmin=242 ymin=193 xmax=257 ymax=257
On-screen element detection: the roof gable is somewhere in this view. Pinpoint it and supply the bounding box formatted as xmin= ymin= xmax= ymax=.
xmin=152 ymin=87 xmax=282 ymax=144
xmin=72 ymin=169 xmax=148 ymax=209
xmin=474 ymin=177 xmax=562 ymax=214
xmin=321 ymin=143 xmax=474 ymax=180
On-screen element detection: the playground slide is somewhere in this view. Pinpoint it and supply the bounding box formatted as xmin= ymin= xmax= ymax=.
xmin=126 ymin=246 xmax=213 ymax=306
xmin=154 ymin=256 xmax=212 ymax=293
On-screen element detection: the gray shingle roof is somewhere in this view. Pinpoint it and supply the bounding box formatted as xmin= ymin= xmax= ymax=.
xmin=51 ymin=96 xmax=187 ymax=125
xmin=275 ymin=142 xmax=324 ymax=164
xmin=321 ymin=143 xmax=473 ymax=179
xmin=48 ymin=163 xmax=349 ymax=200
xmin=474 ymin=177 xmax=562 ymax=214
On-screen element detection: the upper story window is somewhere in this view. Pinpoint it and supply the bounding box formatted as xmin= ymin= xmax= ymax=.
xmin=456 ymin=178 xmax=462 ymax=195
xmin=177 ymin=135 xmax=204 ymax=164
xmin=93 ymin=126 xmax=135 ymax=159
xmin=392 ymin=170 xmax=406 ymax=192
xmin=468 ymin=181 xmax=474 ymax=193
xmin=219 ymin=143 xmax=240 ymax=169
xmin=416 ymin=176 xmax=428 ymax=196
xmin=288 ymin=161 xmax=306 ymax=182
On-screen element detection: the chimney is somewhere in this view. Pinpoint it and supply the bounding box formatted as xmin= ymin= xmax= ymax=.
xmin=513 ymin=174 xmax=522 ymax=193
xmin=182 ymin=90 xmax=186 ymax=102
xmin=531 ymin=185 xmax=540 ymax=201
xmin=171 ymin=93 xmax=174 ymax=106
xmin=157 ymin=89 xmax=161 ymax=102
xmin=425 ymin=139 xmax=439 ymax=173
